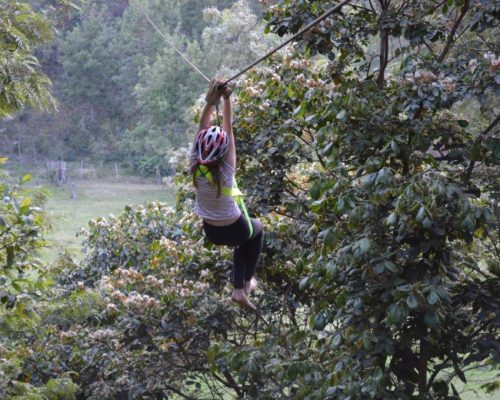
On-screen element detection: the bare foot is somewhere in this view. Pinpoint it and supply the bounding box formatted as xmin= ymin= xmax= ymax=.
xmin=244 ymin=277 xmax=258 ymax=296
xmin=231 ymin=289 xmax=256 ymax=312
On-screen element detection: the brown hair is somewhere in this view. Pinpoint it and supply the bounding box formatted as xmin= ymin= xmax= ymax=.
xmin=190 ymin=161 xmax=223 ymax=198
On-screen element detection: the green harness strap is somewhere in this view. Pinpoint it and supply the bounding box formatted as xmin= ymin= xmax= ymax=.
xmin=195 ymin=165 xmax=254 ymax=239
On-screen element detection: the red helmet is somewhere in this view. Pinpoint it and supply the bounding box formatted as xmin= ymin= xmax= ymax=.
xmin=194 ymin=126 xmax=229 ymax=165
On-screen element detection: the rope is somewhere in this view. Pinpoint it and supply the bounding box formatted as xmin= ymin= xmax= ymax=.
xmin=136 ymin=0 xmax=352 ymax=86
xmin=135 ymin=1 xmax=210 ymax=82
xmin=223 ymin=0 xmax=352 ymax=85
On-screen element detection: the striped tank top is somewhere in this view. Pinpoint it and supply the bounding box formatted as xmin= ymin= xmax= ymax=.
xmin=193 ymin=160 xmax=241 ymax=221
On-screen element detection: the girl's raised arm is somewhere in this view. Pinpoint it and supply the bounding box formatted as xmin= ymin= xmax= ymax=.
xmin=222 ymin=84 xmax=236 ymax=169
xmin=198 ymin=79 xmax=224 ymax=131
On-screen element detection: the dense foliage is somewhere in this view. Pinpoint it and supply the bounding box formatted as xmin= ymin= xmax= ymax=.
xmin=1 ymin=192 xmax=314 ymax=398
xmin=0 ymin=0 xmax=270 ymax=174
xmin=1 ymin=0 xmax=499 ymax=399
xmin=230 ymin=0 xmax=500 ymax=397
xmin=0 ymin=0 xmax=55 ymax=117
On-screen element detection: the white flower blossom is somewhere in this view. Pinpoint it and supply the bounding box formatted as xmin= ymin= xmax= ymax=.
xmin=90 ymin=328 xmax=118 ymax=342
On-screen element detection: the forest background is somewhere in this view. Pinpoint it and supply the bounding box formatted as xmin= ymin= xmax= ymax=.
xmin=1 ymin=0 xmax=271 ymax=176
xmin=0 ymin=0 xmax=499 ymax=399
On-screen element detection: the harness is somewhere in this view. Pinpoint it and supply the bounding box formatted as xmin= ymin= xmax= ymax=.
xmin=195 ymin=165 xmax=254 ymax=239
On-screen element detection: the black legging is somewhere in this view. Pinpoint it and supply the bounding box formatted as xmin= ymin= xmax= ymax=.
xmin=203 ymin=215 xmax=264 ymax=289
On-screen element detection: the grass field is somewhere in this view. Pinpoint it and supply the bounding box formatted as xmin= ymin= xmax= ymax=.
xmin=40 ymin=179 xmax=174 ymax=263
xmin=455 ymin=367 xmax=499 ymax=400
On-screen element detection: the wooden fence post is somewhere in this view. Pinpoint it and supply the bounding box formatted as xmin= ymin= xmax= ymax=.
xmin=70 ymin=181 xmax=77 ymax=200
xmin=156 ymin=166 xmax=161 ymax=184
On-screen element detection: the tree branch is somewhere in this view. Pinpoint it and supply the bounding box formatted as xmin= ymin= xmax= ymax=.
xmin=438 ymin=0 xmax=470 ymax=62
xmin=348 ymin=3 xmax=376 ymax=14
xmin=427 ymin=356 xmax=451 ymax=390
xmin=464 ymin=114 xmax=500 ymax=184
xmin=377 ymin=0 xmax=390 ymax=89
xmin=163 ymin=384 xmax=197 ymax=400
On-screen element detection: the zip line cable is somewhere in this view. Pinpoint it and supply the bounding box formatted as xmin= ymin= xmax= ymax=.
xmin=223 ymin=0 xmax=352 ymax=85
xmin=136 ymin=0 xmax=352 ymax=86
xmin=136 ymin=1 xmax=210 ymax=82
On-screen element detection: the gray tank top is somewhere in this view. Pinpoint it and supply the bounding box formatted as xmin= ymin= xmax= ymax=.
xmin=193 ymin=160 xmax=241 ymax=221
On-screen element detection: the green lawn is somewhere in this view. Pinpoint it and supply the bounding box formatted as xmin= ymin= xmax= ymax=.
xmin=453 ymin=367 xmax=499 ymax=400
xmin=40 ymin=180 xmax=174 ymax=263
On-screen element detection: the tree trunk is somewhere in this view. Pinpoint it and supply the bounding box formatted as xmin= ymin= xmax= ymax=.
xmin=377 ymin=1 xmax=390 ymax=90
xmin=418 ymin=323 xmax=429 ymax=398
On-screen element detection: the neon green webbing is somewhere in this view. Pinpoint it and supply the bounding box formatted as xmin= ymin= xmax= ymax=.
xmin=195 ymin=165 xmax=254 ymax=239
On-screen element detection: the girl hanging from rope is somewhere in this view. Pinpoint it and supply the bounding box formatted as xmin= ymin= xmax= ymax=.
xmin=190 ymin=78 xmax=264 ymax=312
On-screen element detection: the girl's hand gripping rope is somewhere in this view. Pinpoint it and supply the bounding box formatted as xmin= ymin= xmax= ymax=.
xmin=222 ymin=82 xmax=235 ymax=99
xmin=205 ymin=78 xmax=225 ymax=105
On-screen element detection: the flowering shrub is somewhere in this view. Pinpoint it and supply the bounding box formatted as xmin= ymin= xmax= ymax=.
xmin=2 ymin=1 xmax=500 ymax=399
xmin=1 ymin=178 xmax=318 ymax=399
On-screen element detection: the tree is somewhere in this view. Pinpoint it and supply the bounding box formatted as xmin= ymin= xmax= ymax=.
xmin=227 ymin=0 xmax=499 ymax=397
xmin=0 ymin=0 xmax=55 ymax=117
xmin=55 ymin=5 xmax=124 ymax=158
xmin=201 ymin=0 xmax=280 ymax=78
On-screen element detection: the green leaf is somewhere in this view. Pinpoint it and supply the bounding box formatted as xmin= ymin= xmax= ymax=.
xmin=397 ymin=284 xmax=412 ymax=292
xmin=20 ymin=197 xmax=31 ymax=210
xmin=407 ymin=292 xmax=419 ymax=309
xmin=6 ymin=247 xmax=15 ymax=268
xmin=22 ymin=174 xmax=32 ymax=183
xmin=206 ymin=344 xmax=220 ymax=363
xmin=457 ymin=120 xmax=469 ymax=128
xmin=387 ymin=302 xmax=405 ymax=326
xmin=363 ymin=173 xmax=377 ymax=189
xmin=293 ymin=103 xmax=305 ymax=118
xmin=325 ymin=261 xmax=339 ymax=279
xmin=355 ymin=238 xmax=371 ymax=255
xmin=416 ymin=206 xmax=426 ymax=222
xmin=385 ymin=212 xmax=397 ymax=226
xmin=373 ymin=367 xmax=383 ymax=381
xmin=470 ymin=141 xmax=482 ymax=161
xmin=336 ymin=290 xmax=348 ymax=307
xmin=427 ymin=291 xmax=439 ymax=305
xmin=310 ymin=181 xmax=321 ymax=200
xmin=11 ymin=281 xmax=22 ymax=292
xmin=323 ymin=229 xmax=335 ymax=247
xmin=432 ymin=380 xmax=449 ymax=396
xmin=332 ymin=333 xmax=342 ymax=348
xmin=322 ymin=142 xmax=334 ymax=156
xmin=422 ymin=217 xmax=433 ymax=229
xmin=336 ymin=110 xmax=347 ymax=120
xmin=314 ymin=312 xmax=327 ymax=330
xmin=299 ymin=276 xmax=309 ymax=290
xmin=424 ymin=309 xmax=439 ymax=327
xmin=454 ymin=366 xmax=467 ymax=383
xmin=384 ymin=260 xmax=399 ymax=273
xmin=391 ymin=140 xmax=399 ymax=154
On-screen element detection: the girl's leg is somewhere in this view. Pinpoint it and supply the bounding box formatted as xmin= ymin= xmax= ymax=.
xmin=232 ymin=218 xmax=263 ymax=288
xmin=243 ymin=219 xmax=264 ymax=282
xmin=228 ymin=219 xmax=264 ymax=309
xmin=231 ymin=244 xmax=256 ymax=310
xmin=232 ymin=246 xmax=247 ymax=289
xmin=204 ymin=216 xmax=262 ymax=289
